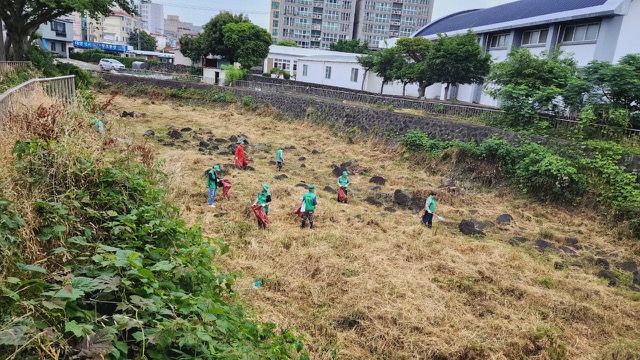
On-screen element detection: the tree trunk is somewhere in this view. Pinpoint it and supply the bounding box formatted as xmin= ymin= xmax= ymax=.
xmin=444 ymin=83 xmax=450 ymax=101
xmin=380 ymin=81 xmax=385 ymax=94
xmin=0 ymin=17 xmax=5 ymax=61
xmin=417 ymin=82 xmax=430 ymax=99
xmin=361 ymin=69 xmax=368 ymax=91
xmin=402 ymin=83 xmax=407 ymax=96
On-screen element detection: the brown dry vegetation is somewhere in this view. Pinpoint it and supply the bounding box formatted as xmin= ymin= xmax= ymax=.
xmin=91 ymin=94 xmax=640 ymax=359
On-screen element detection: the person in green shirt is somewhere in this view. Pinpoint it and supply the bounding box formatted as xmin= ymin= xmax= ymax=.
xmin=422 ymin=191 xmax=438 ymax=228
xmin=276 ymin=146 xmax=285 ymax=171
xmin=206 ymin=165 xmax=221 ymax=208
xmin=337 ymin=170 xmax=350 ymax=202
xmin=301 ymin=185 xmax=317 ymax=229
xmin=253 ymin=184 xmax=272 ymax=229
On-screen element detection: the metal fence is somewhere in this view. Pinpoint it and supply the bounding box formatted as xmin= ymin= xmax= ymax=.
xmin=0 ymin=75 xmax=76 ymax=120
xmin=232 ymin=80 xmax=503 ymax=120
xmin=0 ymin=61 xmax=32 ymax=73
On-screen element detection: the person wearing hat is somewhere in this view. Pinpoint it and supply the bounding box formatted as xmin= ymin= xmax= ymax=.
xmin=276 ymin=146 xmax=285 ymax=171
xmin=235 ymin=140 xmax=247 ymax=169
xmin=422 ymin=191 xmax=438 ymax=228
xmin=206 ymin=164 xmax=221 ymax=208
xmin=301 ymin=185 xmax=317 ymax=229
xmin=253 ymin=184 xmax=272 ymax=228
xmin=337 ymin=170 xmax=350 ymax=202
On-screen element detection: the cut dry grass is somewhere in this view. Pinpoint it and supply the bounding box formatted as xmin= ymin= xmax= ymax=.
xmin=96 ymin=94 xmax=640 ymax=359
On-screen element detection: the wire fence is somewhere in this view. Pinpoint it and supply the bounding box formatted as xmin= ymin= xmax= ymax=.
xmin=0 ymin=61 xmax=32 ymax=73
xmin=0 ymin=75 xmax=76 ymax=120
xmin=232 ymin=80 xmax=640 ymax=139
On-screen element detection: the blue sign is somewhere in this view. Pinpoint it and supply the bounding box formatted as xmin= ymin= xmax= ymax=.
xmin=73 ymin=40 xmax=129 ymax=52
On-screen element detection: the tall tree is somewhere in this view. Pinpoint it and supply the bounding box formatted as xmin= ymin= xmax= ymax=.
xmin=371 ymin=47 xmax=403 ymax=94
xmin=395 ymin=37 xmax=434 ymax=98
xmin=0 ymin=0 xmax=137 ymax=60
xmin=428 ymin=30 xmax=491 ymax=100
xmin=128 ymin=29 xmax=157 ymax=51
xmin=329 ymin=39 xmax=370 ymax=54
xmin=221 ymin=22 xmax=271 ymax=70
xmin=179 ymin=34 xmax=204 ymax=65
xmin=357 ymin=52 xmax=376 ymax=91
xmin=200 ymin=11 xmax=249 ymax=57
xmin=276 ymin=40 xmax=299 ymax=47
xmin=0 ymin=16 xmax=5 ymax=61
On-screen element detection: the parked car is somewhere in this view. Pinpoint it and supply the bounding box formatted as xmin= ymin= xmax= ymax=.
xmin=99 ymin=58 xmax=125 ymax=71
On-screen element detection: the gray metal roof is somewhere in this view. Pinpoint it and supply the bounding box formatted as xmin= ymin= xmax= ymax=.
xmin=415 ymin=0 xmax=609 ymax=36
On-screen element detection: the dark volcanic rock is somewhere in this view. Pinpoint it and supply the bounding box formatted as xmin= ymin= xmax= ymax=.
xmin=274 ymin=174 xmax=288 ymax=180
xmin=199 ymin=141 xmax=210 ymax=148
xmin=298 ymin=156 xmax=306 ymax=161
xmin=369 ymin=176 xmax=387 ymax=186
xmin=143 ymin=130 xmax=155 ymax=136
xmin=384 ymin=206 xmax=397 ymax=213
xmin=244 ymin=166 xmax=256 ymax=171
xmin=323 ymin=186 xmax=335 ymax=193
xmin=616 ymin=261 xmax=638 ymax=273
xmin=564 ymin=237 xmax=579 ymax=247
xmin=365 ymin=196 xmax=384 ymax=207
xmin=300 ymin=163 xmax=306 ymax=168
xmin=559 ymin=246 xmax=579 ymax=257
xmin=596 ymin=258 xmax=610 ymax=270
xmin=229 ymin=135 xmax=238 ymax=143
xmin=215 ymin=138 xmax=227 ymax=143
xmin=167 ymin=130 xmax=182 ymax=139
xmin=312 ymin=149 xmax=320 ymax=154
xmin=180 ymin=127 xmax=192 ymax=132
xmin=535 ymin=239 xmax=557 ymax=252
xmin=295 ymin=183 xmax=308 ymax=188
xmin=332 ymin=166 xmax=346 ymax=177
xmin=287 ymin=145 xmax=296 ymax=150
xmin=597 ymin=270 xmax=618 ymax=287
xmin=394 ymin=190 xmax=410 ymax=207
xmin=369 ymin=186 xmax=381 ymax=191
xmin=508 ymin=236 xmax=528 ymax=246
xmin=633 ymin=270 xmax=640 ymax=285
xmin=496 ymin=214 xmax=513 ymax=225
xmin=459 ymin=220 xmax=485 ymax=236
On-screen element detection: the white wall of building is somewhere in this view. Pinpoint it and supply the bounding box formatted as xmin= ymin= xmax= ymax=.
xmin=613 ymin=0 xmax=640 ymax=62
xmin=298 ymin=60 xmax=364 ymax=90
xmin=138 ymin=2 xmax=164 ymax=35
xmin=559 ymin=43 xmax=598 ymax=66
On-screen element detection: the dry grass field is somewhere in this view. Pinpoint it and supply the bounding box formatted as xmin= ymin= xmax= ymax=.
xmin=97 ymin=94 xmax=640 ymax=359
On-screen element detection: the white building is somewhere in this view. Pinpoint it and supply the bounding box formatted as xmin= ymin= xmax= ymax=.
xmin=264 ymin=45 xmax=364 ymax=78
xmin=136 ymin=1 xmax=164 ymax=35
xmin=388 ymin=0 xmax=640 ymax=106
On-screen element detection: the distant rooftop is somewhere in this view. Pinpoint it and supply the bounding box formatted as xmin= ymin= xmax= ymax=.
xmin=299 ymin=54 xmax=360 ymax=63
xmin=415 ymin=0 xmax=626 ymax=37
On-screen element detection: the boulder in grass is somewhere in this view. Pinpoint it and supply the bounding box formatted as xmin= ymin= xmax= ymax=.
xmin=369 ymin=176 xmax=387 ymax=186
xmin=535 ymin=239 xmax=556 ymax=252
xmin=323 ymin=186 xmax=335 ymax=193
xmin=459 ymin=220 xmax=485 ymax=236
xmin=616 ymin=261 xmax=638 ymax=273
xmin=496 ymin=214 xmax=513 ymax=225
xmin=167 ymin=130 xmax=182 ymax=139
xmin=508 ymin=236 xmax=528 ymax=246
xmin=180 ymin=127 xmax=192 ymax=132
xmin=597 ymin=270 xmax=618 ymax=287
xmin=393 ymin=190 xmax=410 ymax=207
xmin=143 ymin=130 xmax=155 ymax=137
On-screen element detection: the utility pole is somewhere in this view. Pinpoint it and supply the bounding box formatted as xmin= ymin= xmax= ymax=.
xmin=137 ymin=30 xmax=141 ymax=50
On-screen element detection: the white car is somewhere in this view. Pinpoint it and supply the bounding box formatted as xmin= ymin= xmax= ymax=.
xmin=99 ymin=58 xmax=126 ymax=71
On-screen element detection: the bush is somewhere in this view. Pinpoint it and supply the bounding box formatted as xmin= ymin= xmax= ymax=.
xmin=221 ymin=64 xmax=245 ymax=85
xmin=70 ymin=49 xmax=159 ymax=69
xmin=241 ymin=95 xmax=255 ymax=107
xmin=25 ymin=46 xmax=93 ymax=89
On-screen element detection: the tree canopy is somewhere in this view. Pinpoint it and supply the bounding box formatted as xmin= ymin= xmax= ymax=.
xmin=369 ymin=47 xmax=404 ymax=94
xmin=276 ymin=40 xmax=299 ymax=48
xmin=428 ymin=31 xmax=491 ymax=100
xmin=329 ymin=39 xmax=371 ymax=54
xmin=395 ymin=37 xmax=434 ymax=98
xmin=199 ymin=11 xmax=250 ymax=58
xmin=222 ymin=22 xmax=272 ymax=69
xmin=128 ymin=29 xmax=157 ymax=51
xmin=0 ymin=0 xmax=137 ymax=60
xmin=179 ymin=34 xmax=205 ymax=65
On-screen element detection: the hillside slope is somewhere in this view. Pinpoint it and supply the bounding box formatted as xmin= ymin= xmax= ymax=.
xmin=105 ymin=94 xmax=640 ymax=359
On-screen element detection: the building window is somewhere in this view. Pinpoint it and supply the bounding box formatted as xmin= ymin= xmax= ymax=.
xmin=50 ymin=42 xmax=57 ymax=52
xmin=561 ymin=23 xmax=600 ymax=43
xmin=489 ymin=33 xmax=510 ymax=49
xmin=273 ymin=58 xmax=291 ymax=70
xmin=272 ymin=1 xmax=280 ymax=9
xmin=302 ymin=64 xmax=308 ymax=76
xmin=50 ymin=21 xmax=67 ymax=37
xmin=350 ymin=68 xmax=358 ymax=82
xmin=522 ymin=29 xmax=549 ymax=46
xmin=325 ymin=66 xmax=332 ymax=79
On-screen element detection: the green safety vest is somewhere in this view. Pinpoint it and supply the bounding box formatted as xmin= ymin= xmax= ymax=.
xmin=303 ymin=192 xmax=316 ymax=211
xmin=426 ymin=195 xmax=436 ymax=213
xmin=257 ymin=191 xmax=270 ymax=213
xmin=338 ymin=176 xmax=350 ymax=188
xmin=276 ymin=149 xmax=283 ymax=161
xmin=207 ymin=170 xmax=217 ymax=189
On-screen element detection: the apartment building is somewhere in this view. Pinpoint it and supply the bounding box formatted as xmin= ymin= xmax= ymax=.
xmin=164 ymin=15 xmax=201 ymax=47
xmin=136 ymin=1 xmax=165 ymax=35
xmin=269 ymin=0 xmax=433 ymax=49
xmin=38 ymin=18 xmax=74 ymax=57
xmin=354 ymin=0 xmax=432 ymax=48
xmin=85 ymin=10 xmax=143 ymax=46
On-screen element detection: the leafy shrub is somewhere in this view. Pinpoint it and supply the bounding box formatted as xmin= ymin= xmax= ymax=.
xmin=221 ymin=64 xmax=245 ymax=85
xmin=24 ymin=46 xmax=93 ymax=89
xmin=0 ymin=109 xmax=306 ymax=358
xmin=262 ymin=72 xmax=271 ymax=77
xmin=402 ymin=130 xmax=452 ymax=157
xmin=241 ymin=95 xmax=255 ymax=107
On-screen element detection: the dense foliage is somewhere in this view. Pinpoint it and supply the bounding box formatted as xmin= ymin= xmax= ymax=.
xmin=70 ymin=49 xmax=159 ymax=69
xmin=329 ymin=39 xmax=370 ymax=54
xmin=128 ymin=29 xmax=158 ymax=52
xmin=26 ymin=45 xmax=93 ymax=90
xmin=403 ymin=130 xmax=640 ymax=237
xmin=199 ymin=12 xmax=250 ymax=60
xmin=0 ymin=0 xmax=136 ymax=60
xmin=221 ymin=22 xmax=272 ymax=70
xmin=0 ymin=105 xmax=306 ymax=358
xmin=275 ymin=40 xmax=299 ymax=48
xmin=221 ymin=65 xmax=246 ymax=85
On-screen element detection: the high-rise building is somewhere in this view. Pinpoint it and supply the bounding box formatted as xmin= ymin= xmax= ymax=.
xmin=164 ymin=15 xmax=200 ymax=47
xmin=269 ymin=0 xmax=433 ymax=49
xmin=354 ymin=0 xmax=432 ymax=48
xmin=84 ymin=10 xmax=144 ymax=46
xmin=136 ymin=1 xmax=165 ymax=35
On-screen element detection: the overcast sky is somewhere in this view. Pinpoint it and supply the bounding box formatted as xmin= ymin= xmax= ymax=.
xmin=153 ymin=0 xmax=514 ymax=29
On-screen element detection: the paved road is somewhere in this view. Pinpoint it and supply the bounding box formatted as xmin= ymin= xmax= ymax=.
xmin=56 ymin=58 xmax=100 ymax=72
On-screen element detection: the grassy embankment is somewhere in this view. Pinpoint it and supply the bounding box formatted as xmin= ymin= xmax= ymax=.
xmin=100 ymin=90 xmax=640 ymax=359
